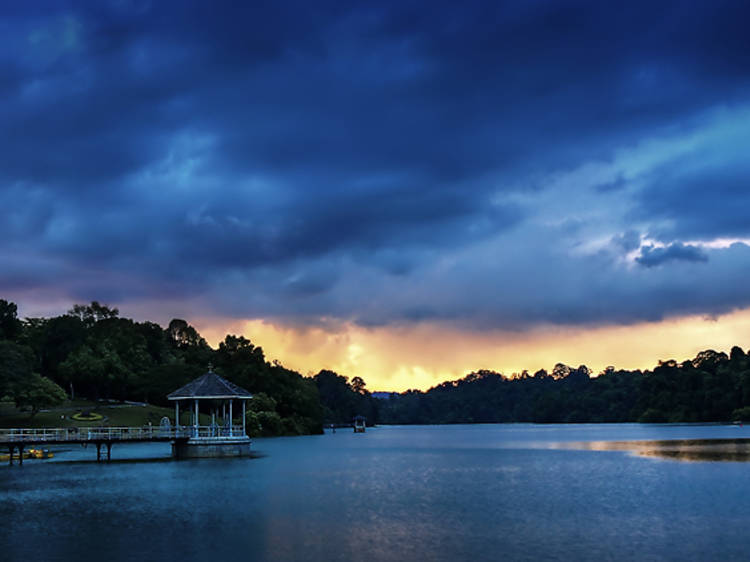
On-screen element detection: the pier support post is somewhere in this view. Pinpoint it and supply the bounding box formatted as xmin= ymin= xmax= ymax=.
xmin=8 ymin=445 xmax=13 ymax=466
xmin=18 ymin=444 xmax=24 ymax=466
xmin=96 ymin=442 xmax=102 ymax=462
xmin=106 ymin=442 xmax=112 ymax=461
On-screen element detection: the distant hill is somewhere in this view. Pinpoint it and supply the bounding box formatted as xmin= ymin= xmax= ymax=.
xmin=371 ymin=391 xmax=397 ymax=400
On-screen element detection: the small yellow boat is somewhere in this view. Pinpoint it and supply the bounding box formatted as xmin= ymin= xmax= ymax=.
xmin=28 ymin=448 xmax=54 ymax=459
xmin=0 ymin=449 xmax=54 ymax=461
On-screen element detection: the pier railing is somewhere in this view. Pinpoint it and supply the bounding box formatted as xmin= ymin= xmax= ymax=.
xmin=0 ymin=425 xmax=247 ymax=443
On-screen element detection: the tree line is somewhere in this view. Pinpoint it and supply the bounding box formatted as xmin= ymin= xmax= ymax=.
xmin=0 ymin=299 xmax=376 ymax=436
xmin=3 ymin=298 xmax=750 ymax=431
xmin=377 ymin=350 xmax=750 ymax=424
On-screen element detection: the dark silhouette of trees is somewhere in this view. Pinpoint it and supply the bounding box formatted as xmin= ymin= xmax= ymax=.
xmin=0 ymin=300 xmax=324 ymax=434
xmin=313 ymin=370 xmax=378 ymax=424
xmin=13 ymin=373 xmax=67 ymax=417
xmin=0 ymin=336 xmax=66 ymax=415
xmin=377 ymin=349 xmax=750 ymax=425
xmin=2 ymin=297 xmax=750 ymax=431
xmin=351 ymin=376 xmax=367 ymax=394
xmin=0 ymin=300 xmax=22 ymax=341
xmin=68 ymin=301 xmax=119 ymax=327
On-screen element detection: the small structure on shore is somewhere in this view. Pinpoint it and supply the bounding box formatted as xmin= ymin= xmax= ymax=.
xmin=353 ymin=415 xmax=366 ymax=433
xmin=167 ymin=365 xmax=253 ymax=458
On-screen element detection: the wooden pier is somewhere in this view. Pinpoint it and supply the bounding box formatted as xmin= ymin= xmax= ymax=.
xmin=2 ymin=366 xmax=255 ymax=464
xmin=0 ymin=425 xmax=244 ymax=464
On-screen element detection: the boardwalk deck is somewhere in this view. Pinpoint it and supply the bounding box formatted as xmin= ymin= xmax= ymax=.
xmin=1 ymin=425 xmax=245 ymax=464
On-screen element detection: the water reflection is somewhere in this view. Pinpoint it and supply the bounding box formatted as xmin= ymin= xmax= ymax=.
xmin=5 ymin=425 xmax=750 ymax=561
xmin=41 ymin=451 xmax=266 ymax=465
xmin=573 ymin=438 xmax=750 ymax=462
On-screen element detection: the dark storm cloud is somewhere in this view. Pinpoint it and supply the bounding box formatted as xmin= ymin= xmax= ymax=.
xmin=636 ymin=243 xmax=709 ymax=268
xmin=634 ymin=157 xmax=750 ymax=241
xmin=2 ymin=0 xmax=750 ymax=327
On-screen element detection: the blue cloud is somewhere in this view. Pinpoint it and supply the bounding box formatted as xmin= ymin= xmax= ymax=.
xmin=2 ymin=1 xmax=750 ymax=328
xmin=636 ymin=243 xmax=709 ymax=268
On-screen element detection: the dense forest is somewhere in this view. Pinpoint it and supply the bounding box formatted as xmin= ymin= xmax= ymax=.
xmin=378 ymin=351 xmax=750 ymax=424
xmin=0 ymin=299 xmax=376 ymax=436
xmin=3 ymin=298 xmax=750 ymax=432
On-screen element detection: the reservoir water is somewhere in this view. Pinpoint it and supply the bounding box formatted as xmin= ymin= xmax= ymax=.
xmin=3 ymin=424 xmax=750 ymax=561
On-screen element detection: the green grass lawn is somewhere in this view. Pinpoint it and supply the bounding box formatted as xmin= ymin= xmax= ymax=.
xmin=0 ymin=401 xmax=211 ymax=428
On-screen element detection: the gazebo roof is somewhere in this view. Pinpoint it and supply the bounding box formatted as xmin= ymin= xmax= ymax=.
xmin=168 ymin=370 xmax=253 ymax=400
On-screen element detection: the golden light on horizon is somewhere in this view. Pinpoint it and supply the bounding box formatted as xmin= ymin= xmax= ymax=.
xmin=194 ymin=308 xmax=750 ymax=392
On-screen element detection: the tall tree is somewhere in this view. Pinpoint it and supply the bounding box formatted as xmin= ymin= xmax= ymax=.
xmin=0 ymin=340 xmax=33 ymax=398
xmin=68 ymin=301 xmax=120 ymax=327
xmin=167 ymin=319 xmax=206 ymax=348
xmin=351 ymin=376 xmax=367 ymax=394
xmin=13 ymin=373 xmax=67 ymax=417
xmin=0 ymin=299 xmax=22 ymax=341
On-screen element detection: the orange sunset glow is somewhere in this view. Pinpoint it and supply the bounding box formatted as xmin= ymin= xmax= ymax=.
xmin=194 ymin=307 xmax=750 ymax=391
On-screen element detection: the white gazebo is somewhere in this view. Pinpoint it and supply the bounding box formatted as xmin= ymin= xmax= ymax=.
xmin=167 ymin=365 xmax=253 ymax=458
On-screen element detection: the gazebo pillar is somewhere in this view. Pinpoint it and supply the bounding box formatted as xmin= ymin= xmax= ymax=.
xmin=242 ymin=400 xmax=246 ymax=436
xmin=229 ymin=400 xmax=233 ymax=437
xmin=194 ymin=399 xmax=199 ymax=435
xmin=175 ymin=401 xmax=180 ymax=428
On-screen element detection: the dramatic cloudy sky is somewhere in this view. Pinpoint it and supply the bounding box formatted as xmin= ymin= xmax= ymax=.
xmin=2 ymin=1 xmax=750 ymax=390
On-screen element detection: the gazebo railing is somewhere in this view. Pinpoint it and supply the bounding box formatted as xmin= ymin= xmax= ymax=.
xmin=187 ymin=425 xmax=246 ymax=438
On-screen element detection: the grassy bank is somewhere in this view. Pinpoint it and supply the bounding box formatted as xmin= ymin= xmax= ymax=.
xmin=0 ymin=400 xmax=210 ymax=428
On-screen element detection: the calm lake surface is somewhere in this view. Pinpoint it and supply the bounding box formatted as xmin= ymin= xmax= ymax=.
xmin=3 ymin=424 xmax=750 ymax=561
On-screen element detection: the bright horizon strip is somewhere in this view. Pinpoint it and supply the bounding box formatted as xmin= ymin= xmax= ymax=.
xmin=194 ymin=307 xmax=750 ymax=392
